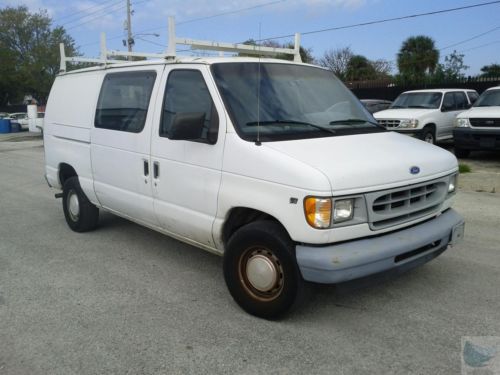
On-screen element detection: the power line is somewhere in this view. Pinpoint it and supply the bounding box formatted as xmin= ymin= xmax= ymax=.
xmin=135 ymin=36 xmax=167 ymax=48
xmin=439 ymin=25 xmax=500 ymax=50
xmin=62 ymin=0 xmax=124 ymax=26
xmin=54 ymin=0 xmax=119 ymax=23
xmin=66 ymin=4 xmax=126 ymax=31
xmin=459 ymin=39 xmax=500 ymax=52
xmin=136 ymin=0 xmax=286 ymax=34
xmin=256 ymin=0 xmax=500 ymax=41
xmin=79 ymin=0 xmax=285 ymax=48
xmin=66 ymin=0 xmax=149 ymax=32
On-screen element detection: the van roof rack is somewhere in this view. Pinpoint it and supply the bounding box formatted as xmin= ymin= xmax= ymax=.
xmin=59 ymin=17 xmax=302 ymax=72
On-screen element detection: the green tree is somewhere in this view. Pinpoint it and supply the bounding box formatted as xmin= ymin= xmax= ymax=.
xmin=345 ymin=55 xmax=377 ymax=81
xmin=480 ymin=63 xmax=500 ymax=78
xmin=0 ymin=6 xmax=78 ymax=105
xmin=397 ymin=35 xmax=439 ymax=83
xmin=433 ymin=50 xmax=469 ymax=81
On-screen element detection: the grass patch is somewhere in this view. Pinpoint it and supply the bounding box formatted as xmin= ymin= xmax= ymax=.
xmin=459 ymin=163 xmax=471 ymax=173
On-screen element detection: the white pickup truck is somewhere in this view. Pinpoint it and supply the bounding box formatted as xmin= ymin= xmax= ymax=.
xmin=44 ymin=53 xmax=464 ymax=318
xmin=374 ymin=89 xmax=478 ymax=144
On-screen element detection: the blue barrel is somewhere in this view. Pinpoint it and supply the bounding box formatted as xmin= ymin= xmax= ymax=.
xmin=0 ymin=119 xmax=11 ymax=134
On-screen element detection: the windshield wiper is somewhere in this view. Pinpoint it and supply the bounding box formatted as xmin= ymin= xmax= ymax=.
xmin=246 ymin=120 xmax=336 ymax=134
xmin=390 ymin=105 xmax=405 ymax=108
xmin=329 ymin=118 xmax=379 ymax=126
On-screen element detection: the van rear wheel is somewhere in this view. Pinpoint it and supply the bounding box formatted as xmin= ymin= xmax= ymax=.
xmin=223 ymin=221 xmax=303 ymax=319
xmin=62 ymin=177 xmax=99 ymax=232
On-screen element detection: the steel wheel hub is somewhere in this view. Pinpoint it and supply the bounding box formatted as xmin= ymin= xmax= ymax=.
xmin=246 ymin=254 xmax=278 ymax=292
xmin=239 ymin=248 xmax=284 ymax=301
xmin=68 ymin=191 xmax=80 ymax=221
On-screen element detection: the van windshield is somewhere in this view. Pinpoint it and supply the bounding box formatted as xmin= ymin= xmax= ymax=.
xmin=211 ymin=63 xmax=381 ymax=142
xmin=474 ymin=89 xmax=500 ymax=107
xmin=391 ymin=92 xmax=443 ymax=109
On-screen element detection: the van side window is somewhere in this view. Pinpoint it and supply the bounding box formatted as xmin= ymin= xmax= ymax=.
xmin=95 ymin=71 xmax=156 ymax=133
xmin=160 ymin=70 xmax=218 ymax=143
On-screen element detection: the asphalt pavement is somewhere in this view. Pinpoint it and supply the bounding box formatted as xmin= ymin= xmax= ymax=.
xmin=0 ymin=138 xmax=499 ymax=374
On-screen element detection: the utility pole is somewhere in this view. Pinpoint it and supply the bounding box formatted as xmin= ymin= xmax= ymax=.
xmin=126 ymin=0 xmax=133 ymax=56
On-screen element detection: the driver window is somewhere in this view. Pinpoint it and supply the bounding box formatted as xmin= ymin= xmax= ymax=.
xmin=160 ymin=70 xmax=218 ymax=143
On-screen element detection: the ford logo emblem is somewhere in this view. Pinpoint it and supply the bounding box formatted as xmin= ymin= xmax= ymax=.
xmin=410 ymin=166 xmax=420 ymax=175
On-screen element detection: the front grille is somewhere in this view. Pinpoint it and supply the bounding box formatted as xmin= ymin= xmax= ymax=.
xmin=377 ymin=119 xmax=400 ymax=128
xmin=470 ymin=118 xmax=500 ymax=127
xmin=365 ymin=177 xmax=449 ymax=230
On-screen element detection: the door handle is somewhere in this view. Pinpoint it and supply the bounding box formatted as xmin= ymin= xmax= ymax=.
xmin=153 ymin=161 xmax=159 ymax=179
xmin=143 ymin=160 xmax=149 ymax=176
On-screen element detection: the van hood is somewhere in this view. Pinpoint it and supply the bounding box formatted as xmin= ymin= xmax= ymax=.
xmin=264 ymin=132 xmax=457 ymax=194
xmin=374 ymin=108 xmax=436 ymax=119
xmin=457 ymin=106 xmax=500 ymax=119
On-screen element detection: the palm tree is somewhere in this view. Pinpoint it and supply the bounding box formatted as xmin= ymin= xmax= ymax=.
xmin=397 ymin=36 xmax=439 ymax=83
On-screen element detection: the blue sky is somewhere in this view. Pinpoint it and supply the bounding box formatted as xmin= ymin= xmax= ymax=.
xmin=2 ymin=0 xmax=500 ymax=75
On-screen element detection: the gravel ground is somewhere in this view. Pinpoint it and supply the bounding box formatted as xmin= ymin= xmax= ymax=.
xmin=0 ymin=138 xmax=499 ymax=375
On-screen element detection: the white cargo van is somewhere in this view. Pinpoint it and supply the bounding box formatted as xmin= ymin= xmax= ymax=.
xmin=43 ymin=30 xmax=464 ymax=318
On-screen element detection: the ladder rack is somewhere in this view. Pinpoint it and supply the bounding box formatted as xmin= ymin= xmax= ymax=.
xmin=59 ymin=17 xmax=302 ymax=72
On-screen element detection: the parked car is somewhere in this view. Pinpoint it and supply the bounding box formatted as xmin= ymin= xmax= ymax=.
xmin=8 ymin=112 xmax=28 ymax=130
xmin=360 ymin=99 xmax=392 ymax=114
xmin=0 ymin=112 xmax=9 ymax=119
xmin=454 ymin=86 xmax=500 ymax=157
xmin=35 ymin=112 xmax=45 ymax=130
xmin=44 ymin=57 xmax=464 ymax=318
xmin=373 ymin=89 xmax=478 ymax=144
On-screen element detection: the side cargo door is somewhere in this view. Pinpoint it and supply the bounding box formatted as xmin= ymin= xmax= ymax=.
xmin=90 ymin=66 xmax=164 ymax=225
xmin=150 ymin=66 xmax=226 ymax=248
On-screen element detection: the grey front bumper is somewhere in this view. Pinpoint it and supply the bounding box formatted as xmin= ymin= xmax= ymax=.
xmin=296 ymin=209 xmax=464 ymax=284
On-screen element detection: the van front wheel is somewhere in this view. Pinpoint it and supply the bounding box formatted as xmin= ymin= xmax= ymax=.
xmin=223 ymin=221 xmax=303 ymax=319
xmin=62 ymin=177 xmax=99 ymax=232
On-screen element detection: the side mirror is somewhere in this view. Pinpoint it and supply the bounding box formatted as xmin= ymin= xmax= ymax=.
xmin=169 ymin=112 xmax=205 ymax=141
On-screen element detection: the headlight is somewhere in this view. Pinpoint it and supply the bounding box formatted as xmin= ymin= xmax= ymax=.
xmin=304 ymin=197 xmax=356 ymax=228
xmin=333 ymin=199 xmax=354 ymax=223
xmin=399 ymin=119 xmax=419 ymax=128
xmin=456 ymin=118 xmax=470 ymax=128
xmin=448 ymin=174 xmax=458 ymax=193
xmin=304 ymin=197 xmax=331 ymax=229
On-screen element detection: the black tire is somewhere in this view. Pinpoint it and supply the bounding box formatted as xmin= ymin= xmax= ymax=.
xmin=421 ymin=127 xmax=435 ymax=144
xmin=223 ymin=220 xmax=304 ymax=319
xmin=62 ymin=177 xmax=99 ymax=232
xmin=454 ymin=147 xmax=470 ymax=158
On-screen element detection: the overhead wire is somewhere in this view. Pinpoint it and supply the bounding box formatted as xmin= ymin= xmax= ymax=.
xmin=439 ymin=25 xmax=500 ymax=50
xmin=62 ymin=0 xmax=124 ymax=27
xmin=54 ymin=0 xmax=119 ymax=23
xmin=255 ymin=0 xmax=500 ymax=41
xmin=78 ymin=0 xmax=286 ymax=48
